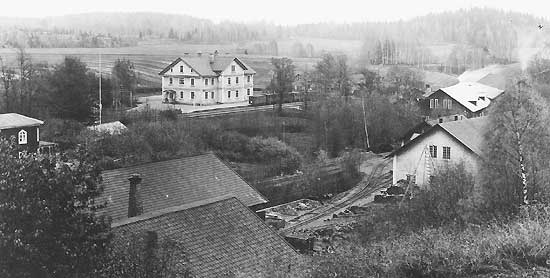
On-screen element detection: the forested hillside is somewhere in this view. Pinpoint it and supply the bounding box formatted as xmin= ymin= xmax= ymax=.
xmin=0 ymin=8 xmax=546 ymax=60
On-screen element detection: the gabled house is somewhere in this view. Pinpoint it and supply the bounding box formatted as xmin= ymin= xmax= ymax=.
xmin=420 ymin=82 xmax=503 ymax=121
xmin=98 ymin=153 xmax=268 ymax=221
xmin=111 ymin=196 xmax=299 ymax=277
xmin=159 ymin=54 xmax=256 ymax=105
xmin=389 ymin=116 xmax=487 ymax=187
xmin=0 ymin=113 xmax=43 ymax=152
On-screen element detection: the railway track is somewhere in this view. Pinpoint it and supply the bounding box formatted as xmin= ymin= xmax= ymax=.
xmin=281 ymin=158 xmax=392 ymax=233
xmin=180 ymin=102 xmax=303 ymax=119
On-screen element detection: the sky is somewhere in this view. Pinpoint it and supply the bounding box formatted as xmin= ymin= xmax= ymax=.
xmin=2 ymin=0 xmax=549 ymax=25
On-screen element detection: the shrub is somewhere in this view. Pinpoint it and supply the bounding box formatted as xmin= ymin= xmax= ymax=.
xmin=359 ymin=162 xmax=476 ymax=241
xmin=159 ymin=109 xmax=181 ymax=121
xmin=248 ymin=137 xmax=303 ymax=174
xmin=40 ymin=118 xmax=84 ymax=150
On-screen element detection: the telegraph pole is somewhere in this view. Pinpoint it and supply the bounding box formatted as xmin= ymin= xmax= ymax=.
xmin=99 ymin=52 xmax=102 ymax=124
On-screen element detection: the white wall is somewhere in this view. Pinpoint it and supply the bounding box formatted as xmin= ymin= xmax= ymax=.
xmin=393 ymin=128 xmax=480 ymax=187
xmin=161 ymin=58 xmax=254 ymax=105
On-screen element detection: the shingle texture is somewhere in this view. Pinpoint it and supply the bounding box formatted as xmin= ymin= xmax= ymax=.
xmin=112 ymin=197 xmax=298 ymax=278
xmin=390 ymin=116 xmax=488 ymax=157
xmin=99 ymin=153 xmax=267 ymax=221
xmin=439 ymin=116 xmax=488 ymax=155
xmin=0 ymin=113 xmax=43 ymax=130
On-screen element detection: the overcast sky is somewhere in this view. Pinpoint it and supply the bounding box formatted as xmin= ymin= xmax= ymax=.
xmin=2 ymin=0 xmax=548 ymax=24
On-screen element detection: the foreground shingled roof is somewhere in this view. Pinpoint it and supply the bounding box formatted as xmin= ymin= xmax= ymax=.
xmin=99 ymin=153 xmax=267 ymax=221
xmin=111 ymin=196 xmax=298 ymax=278
xmin=0 ymin=113 xmax=43 ymax=130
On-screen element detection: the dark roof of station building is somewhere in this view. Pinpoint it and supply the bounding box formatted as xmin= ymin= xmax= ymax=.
xmin=111 ymin=196 xmax=298 ymax=278
xmin=99 ymin=153 xmax=267 ymax=221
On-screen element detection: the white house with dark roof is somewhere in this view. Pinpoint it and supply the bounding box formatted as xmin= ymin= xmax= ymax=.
xmin=159 ymin=53 xmax=256 ymax=105
xmin=389 ymin=116 xmax=488 ymax=187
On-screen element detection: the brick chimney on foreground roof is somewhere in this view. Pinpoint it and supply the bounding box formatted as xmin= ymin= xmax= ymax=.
xmin=128 ymin=173 xmax=143 ymax=218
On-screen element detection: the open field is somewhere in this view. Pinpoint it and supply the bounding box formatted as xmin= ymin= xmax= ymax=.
xmin=0 ymin=42 xmax=320 ymax=89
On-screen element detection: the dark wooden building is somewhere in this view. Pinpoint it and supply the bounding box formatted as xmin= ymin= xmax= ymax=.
xmin=0 ymin=113 xmax=43 ymax=152
xmin=419 ymin=82 xmax=503 ymax=121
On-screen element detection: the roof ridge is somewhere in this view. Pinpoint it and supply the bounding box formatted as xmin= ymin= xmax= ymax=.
xmin=213 ymin=152 xmax=269 ymax=204
xmin=111 ymin=195 xmax=236 ymax=228
xmin=101 ymin=152 xmax=212 ymax=173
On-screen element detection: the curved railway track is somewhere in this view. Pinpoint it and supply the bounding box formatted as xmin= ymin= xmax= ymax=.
xmin=180 ymin=102 xmax=302 ymax=118
xmin=282 ymin=158 xmax=392 ymax=233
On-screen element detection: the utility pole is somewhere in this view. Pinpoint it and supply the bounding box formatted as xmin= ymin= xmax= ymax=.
xmin=99 ymin=52 xmax=102 ymax=125
xmin=362 ymin=92 xmax=370 ymax=150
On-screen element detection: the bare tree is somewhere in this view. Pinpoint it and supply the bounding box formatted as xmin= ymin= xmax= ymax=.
xmin=0 ymin=57 xmax=15 ymax=112
xmin=16 ymin=46 xmax=35 ymax=114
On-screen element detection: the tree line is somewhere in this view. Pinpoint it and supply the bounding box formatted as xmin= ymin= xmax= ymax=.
xmin=0 ymin=50 xmax=137 ymax=123
xmin=0 ymin=8 xmax=543 ymax=64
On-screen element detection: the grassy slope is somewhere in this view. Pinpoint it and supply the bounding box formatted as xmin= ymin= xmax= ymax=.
xmin=311 ymin=207 xmax=550 ymax=278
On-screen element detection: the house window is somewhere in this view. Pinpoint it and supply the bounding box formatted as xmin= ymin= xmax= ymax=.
xmin=18 ymin=130 xmax=27 ymax=145
xmin=228 ymin=78 xmax=231 ymax=85
xmin=227 ymin=91 xmax=231 ymax=98
xmin=170 ymin=68 xmax=173 ymax=72
xmin=212 ymin=78 xmax=215 ymax=84
xmin=434 ymin=99 xmax=439 ymax=108
xmin=236 ymin=90 xmax=239 ymax=97
xmin=247 ymin=89 xmax=251 ymax=96
xmin=205 ymin=79 xmax=209 ymax=86
xmin=179 ymin=78 xmax=185 ymax=85
xmin=429 ymin=145 xmax=437 ymax=158
xmin=454 ymin=115 xmax=458 ymax=121
xmin=231 ymin=65 xmax=236 ymax=72
xmin=443 ymin=147 xmax=451 ymax=159
xmin=191 ymin=79 xmax=195 ymax=86
xmin=205 ymin=92 xmax=208 ymax=99
xmin=191 ymin=92 xmax=195 ymax=99
xmin=169 ymin=78 xmax=173 ymax=85
xmin=443 ymin=147 xmax=451 ymax=160
xmin=190 ymin=69 xmax=194 ymax=73
xmin=211 ymin=92 xmax=214 ymax=99
xmin=247 ymin=75 xmax=251 ymax=83
xmin=236 ymin=77 xmax=239 ymax=84
xmin=180 ymin=66 xmax=183 ymax=73
xmin=180 ymin=91 xmax=184 ymax=98
xmin=442 ymin=99 xmax=452 ymax=109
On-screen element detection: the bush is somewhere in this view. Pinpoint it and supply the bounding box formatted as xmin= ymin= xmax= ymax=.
xmin=159 ymin=109 xmax=180 ymax=121
xmin=41 ymin=118 xmax=84 ymax=150
xmin=248 ymin=137 xmax=303 ymax=174
xmin=359 ymin=163 xmax=476 ymax=241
